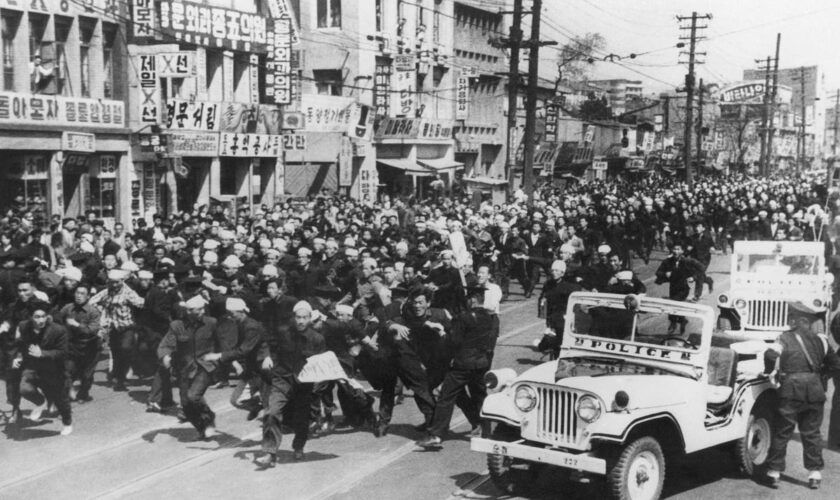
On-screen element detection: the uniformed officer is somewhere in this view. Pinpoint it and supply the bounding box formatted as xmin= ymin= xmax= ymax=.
xmin=764 ymin=301 xmax=840 ymax=489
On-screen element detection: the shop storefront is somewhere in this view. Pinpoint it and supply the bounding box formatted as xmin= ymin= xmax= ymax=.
xmin=0 ymin=93 xmax=130 ymax=224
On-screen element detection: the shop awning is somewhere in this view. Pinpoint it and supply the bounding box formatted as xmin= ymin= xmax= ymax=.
xmin=463 ymin=176 xmax=508 ymax=186
xmin=417 ymin=158 xmax=464 ymax=171
xmin=376 ymin=159 xmax=433 ymax=176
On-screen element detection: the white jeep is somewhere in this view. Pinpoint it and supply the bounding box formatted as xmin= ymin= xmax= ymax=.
xmin=472 ymin=292 xmax=776 ymax=500
xmin=716 ymin=240 xmax=832 ymax=343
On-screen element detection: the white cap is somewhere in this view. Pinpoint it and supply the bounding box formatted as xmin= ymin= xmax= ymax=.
xmin=345 ymin=248 xmax=359 ymax=257
xmin=203 ymin=251 xmax=218 ymax=264
xmin=79 ymin=241 xmax=95 ymax=253
xmin=298 ymin=247 xmax=312 ymax=257
xmin=233 ymin=242 xmax=247 ymax=251
xmin=57 ymin=266 xmax=83 ymax=282
xmin=551 ymin=260 xmax=567 ymax=273
xmin=121 ymin=261 xmax=139 ymax=272
xmin=33 ymin=290 xmax=50 ymax=302
xmin=219 ymin=229 xmax=235 ymax=240
xmin=203 ymin=239 xmax=220 ymax=250
xmin=335 ymin=304 xmax=354 ymax=316
xmin=158 ymin=257 xmax=175 ymax=267
xmin=222 ymin=255 xmax=243 ymax=268
xmin=225 ymin=297 xmax=249 ymax=313
xmin=80 ymin=233 xmax=94 ymax=243
xmin=107 ymin=269 xmax=129 ymax=281
xmin=137 ymin=270 xmax=154 ymax=280
xmin=261 ymin=264 xmax=279 ymax=278
xmin=597 ymin=244 xmax=611 ymax=255
xmin=616 ymin=270 xmax=633 ymax=281
xmin=184 ymin=295 xmax=208 ymax=309
xmin=293 ymin=300 xmax=313 ymax=315
xmin=258 ymin=238 xmax=272 ymax=249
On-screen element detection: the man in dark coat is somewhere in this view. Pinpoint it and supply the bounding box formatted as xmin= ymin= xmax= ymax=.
xmin=416 ymin=286 xmax=492 ymax=448
xmin=764 ymin=302 xmax=840 ymax=490
xmin=256 ymin=300 xmax=326 ymax=466
xmin=55 ymin=283 xmax=101 ymax=403
xmin=10 ymin=303 xmax=73 ymax=434
xmin=158 ymin=295 xmax=220 ymax=440
xmin=655 ymin=241 xmax=704 ymax=334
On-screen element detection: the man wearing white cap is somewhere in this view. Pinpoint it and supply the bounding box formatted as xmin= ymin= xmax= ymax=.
xmin=203 ymin=298 xmax=265 ymax=419
xmin=89 ymin=269 xmax=145 ymax=391
xmin=257 ymin=300 xmax=325 ymax=465
xmin=158 ymin=295 xmax=220 ymax=440
xmin=288 ymin=247 xmax=320 ymax=299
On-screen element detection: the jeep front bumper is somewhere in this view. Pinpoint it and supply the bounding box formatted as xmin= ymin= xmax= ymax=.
xmin=471 ymin=437 xmax=607 ymax=475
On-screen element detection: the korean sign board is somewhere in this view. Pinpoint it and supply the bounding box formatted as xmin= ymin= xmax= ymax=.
xmin=156 ymin=52 xmax=195 ymax=77
xmin=456 ymin=75 xmax=469 ymax=120
xmin=0 ymin=91 xmax=125 ymax=128
xmin=167 ymin=132 xmax=219 ymax=157
xmin=300 ymin=95 xmax=358 ymax=133
xmin=139 ymin=54 xmax=160 ymax=123
xmin=374 ymin=62 xmax=392 ymax=117
xmin=218 ymin=133 xmax=306 ymax=157
xmin=374 ymin=117 xmax=453 ymax=141
xmin=165 ymin=99 xmax=219 ymax=131
xmin=131 ymin=0 xmax=155 ymax=38
xmin=0 ymin=0 xmax=119 ymax=17
xmin=265 ymin=0 xmax=300 ymax=44
xmin=266 ymin=15 xmax=293 ymax=104
xmin=159 ymin=0 xmax=268 ymax=52
xmin=394 ymin=66 xmax=415 ymax=117
xmin=544 ymin=103 xmax=559 ymax=142
xmin=62 ymin=132 xmax=95 ymax=153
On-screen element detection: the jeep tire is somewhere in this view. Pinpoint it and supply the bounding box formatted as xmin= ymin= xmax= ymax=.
xmin=607 ymin=436 xmax=665 ymax=500
xmin=734 ymin=404 xmax=772 ymax=476
xmin=486 ymin=423 xmax=530 ymax=494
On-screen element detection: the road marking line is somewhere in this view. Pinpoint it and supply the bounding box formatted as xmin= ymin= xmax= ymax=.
xmin=446 ymin=471 xmax=491 ymax=499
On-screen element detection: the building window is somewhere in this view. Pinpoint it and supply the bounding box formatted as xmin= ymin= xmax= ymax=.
xmin=79 ymin=18 xmax=96 ymax=97
xmin=317 ymin=0 xmax=341 ymax=28
xmin=219 ymin=160 xmax=237 ymax=196
xmin=54 ymin=16 xmax=72 ymax=96
xmin=375 ymin=0 xmax=382 ymax=32
xmin=433 ymin=1 xmax=440 ymax=43
xmin=2 ymin=11 xmax=19 ymax=91
xmin=313 ymin=69 xmax=342 ymax=96
xmin=29 ymin=13 xmax=52 ymax=93
xmin=102 ymin=23 xmax=116 ymax=98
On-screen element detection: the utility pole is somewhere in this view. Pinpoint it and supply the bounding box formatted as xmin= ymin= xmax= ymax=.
xmin=756 ymin=56 xmax=772 ymax=176
xmin=833 ymin=89 xmax=840 ymax=158
xmin=766 ymin=33 xmax=781 ymax=175
xmin=696 ymin=78 xmax=704 ymax=172
xmin=797 ymin=66 xmax=807 ymax=173
xmin=677 ymin=12 xmax=711 ymax=188
xmin=522 ymin=0 xmax=545 ymax=200
xmin=503 ymin=0 xmax=523 ymax=197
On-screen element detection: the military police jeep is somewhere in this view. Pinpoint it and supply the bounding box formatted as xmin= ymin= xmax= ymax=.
xmin=716 ymin=241 xmax=832 ymax=342
xmin=472 ymin=292 xmax=776 ymax=500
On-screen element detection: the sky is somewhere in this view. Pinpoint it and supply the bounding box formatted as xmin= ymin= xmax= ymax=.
xmin=530 ymin=0 xmax=840 ymax=95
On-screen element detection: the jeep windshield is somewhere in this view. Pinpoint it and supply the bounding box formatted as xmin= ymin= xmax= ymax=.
xmin=735 ymin=253 xmax=819 ymax=276
xmin=569 ymin=302 xmax=704 ymax=349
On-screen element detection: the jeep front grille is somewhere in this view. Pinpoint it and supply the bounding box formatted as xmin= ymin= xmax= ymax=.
xmin=534 ymin=386 xmax=582 ymax=447
xmin=745 ymin=299 xmax=788 ymax=330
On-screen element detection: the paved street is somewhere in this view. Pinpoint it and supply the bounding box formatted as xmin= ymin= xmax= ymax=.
xmin=1 ymin=251 xmax=838 ymax=500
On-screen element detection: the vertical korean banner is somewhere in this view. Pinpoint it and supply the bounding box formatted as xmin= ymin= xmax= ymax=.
xmin=138 ymin=55 xmax=159 ymax=123
xmin=338 ymin=136 xmax=353 ymax=187
xmin=249 ymin=54 xmax=260 ymax=104
xmin=456 ymin=75 xmax=469 ymax=120
xmin=544 ymin=103 xmax=558 ymax=143
xmin=131 ymin=0 xmax=156 ymax=40
xmin=373 ymin=61 xmax=391 ymax=117
xmin=272 ymin=16 xmax=293 ymax=105
xmin=393 ymin=55 xmax=415 ymax=117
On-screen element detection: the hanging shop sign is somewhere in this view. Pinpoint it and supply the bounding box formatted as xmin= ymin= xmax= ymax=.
xmin=338 ymin=136 xmax=353 ymax=187
xmin=300 ymin=95 xmax=357 ymax=133
xmin=62 ymin=131 xmax=95 ymax=153
xmin=374 ymin=117 xmax=453 ymax=141
xmin=131 ymin=0 xmax=156 ymax=39
xmin=249 ymin=54 xmax=260 ymax=104
xmin=159 ymin=0 xmax=268 ymax=52
xmin=164 ymin=99 xmax=220 ymax=131
xmin=545 ymin=103 xmax=559 ymax=142
xmin=358 ymin=164 xmax=378 ymax=205
xmin=0 ymin=0 xmax=119 ymax=17
xmin=265 ymin=0 xmax=300 ymax=44
xmin=394 ymin=68 xmax=415 ymax=117
xmin=20 ymin=155 xmax=48 ymax=180
xmin=166 ymin=132 xmax=219 ymax=157
xmin=98 ymin=155 xmax=118 ymax=178
xmin=374 ymin=61 xmax=392 ymax=117
xmin=394 ymin=55 xmax=414 ymax=72
xmin=138 ymin=54 xmax=159 ymax=123
xmin=592 ymin=160 xmax=608 ymax=171
xmin=266 ymin=15 xmax=293 ymax=104
xmin=156 ymin=52 xmax=196 ymax=77
xmin=0 ymin=91 xmax=125 ymax=128
xmin=138 ymin=134 xmax=167 ymax=154
xmin=219 ymin=133 xmax=306 ymax=157
xmin=219 ymin=102 xmax=257 ymax=133
xmin=456 ymin=75 xmax=469 ymax=120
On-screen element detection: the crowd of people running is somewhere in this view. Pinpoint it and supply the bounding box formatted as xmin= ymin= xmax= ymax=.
xmin=1 ymin=172 xmax=837 ymax=465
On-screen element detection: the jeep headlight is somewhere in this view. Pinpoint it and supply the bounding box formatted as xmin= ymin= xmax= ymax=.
xmin=514 ymin=385 xmax=538 ymax=412
xmin=576 ymin=395 xmax=602 ymax=423
xmin=734 ymin=298 xmax=747 ymax=310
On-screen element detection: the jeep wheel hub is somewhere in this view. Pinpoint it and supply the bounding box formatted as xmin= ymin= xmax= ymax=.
xmin=629 ymin=451 xmax=659 ymax=499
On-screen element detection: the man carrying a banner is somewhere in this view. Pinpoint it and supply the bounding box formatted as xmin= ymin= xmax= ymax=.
xmin=257 ymin=300 xmax=326 ymax=466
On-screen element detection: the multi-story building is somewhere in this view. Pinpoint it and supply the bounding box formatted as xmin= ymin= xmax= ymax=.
xmin=0 ymin=0 xmax=130 ymax=224
xmin=588 ymin=78 xmax=643 ymax=116
xmin=127 ymin=0 xmax=279 ymax=220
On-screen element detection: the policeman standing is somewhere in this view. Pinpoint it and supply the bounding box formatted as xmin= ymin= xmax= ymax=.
xmin=764 ymin=301 xmax=840 ymax=489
